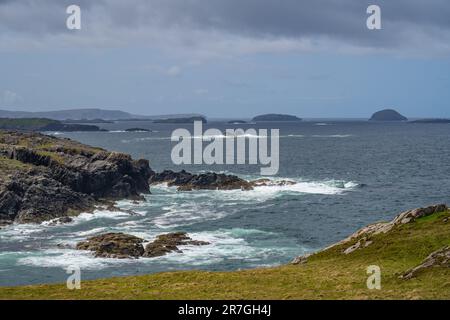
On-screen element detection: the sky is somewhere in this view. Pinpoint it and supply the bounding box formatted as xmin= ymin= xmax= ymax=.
xmin=1 ymin=0 xmax=450 ymax=118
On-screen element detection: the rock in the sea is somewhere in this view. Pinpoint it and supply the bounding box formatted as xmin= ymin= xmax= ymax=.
xmin=144 ymin=232 xmax=210 ymax=258
xmin=400 ymin=246 xmax=450 ymax=280
xmin=369 ymin=109 xmax=408 ymax=121
xmin=76 ymin=232 xmax=210 ymax=259
xmin=76 ymin=233 xmax=145 ymax=259
xmin=149 ymin=170 xmax=253 ymax=191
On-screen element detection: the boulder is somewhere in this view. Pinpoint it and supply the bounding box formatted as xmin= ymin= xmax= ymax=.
xmin=76 ymin=233 xmax=145 ymax=259
xmin=0 ymin=130 xmax=154 ymax=224
xmin=144 ymin=232 xmax=210 ymax=258
xmin=76 ymin=232 xmax=210 ymax=259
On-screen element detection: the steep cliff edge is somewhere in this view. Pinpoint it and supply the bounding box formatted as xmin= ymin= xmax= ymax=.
xmin=0 ymin=130 xmax=154 ymax=224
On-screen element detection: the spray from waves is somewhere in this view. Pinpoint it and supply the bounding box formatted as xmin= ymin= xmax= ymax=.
xmin=153 ymin=228 xmax=306 ymax=266
xmin=149 ymin=177 xmax=360 ymax=228
xmin=15 ymin=228 xmax=303 ymax=270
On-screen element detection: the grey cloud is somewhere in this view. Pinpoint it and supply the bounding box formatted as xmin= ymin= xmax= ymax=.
xmin=1 ymin=0 xmax=450 ymax=55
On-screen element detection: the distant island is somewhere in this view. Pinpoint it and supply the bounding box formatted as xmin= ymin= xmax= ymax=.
xmin=409 ymin=119 xmax=450 ymax=124
xmin=252 ymin=114 xmax=302 ymax=122
xmin=227 ymin=120 xmax=248 ymax=124
xmin=0 ymin=118 xmax=106 ymax=132
xmin=153 ymin=116 xmax=207 ymax=124
xmin=125 ymin=128 xmax=152 ymax=132
xmin=0 ymin=108 xmax=204 ymax=122
xmin=370 ymin=109 xmax=408 ymax=121
xmin=63 ymin=119 xmax=114 ymax=124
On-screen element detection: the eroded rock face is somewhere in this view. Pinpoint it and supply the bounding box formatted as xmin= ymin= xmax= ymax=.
xmin=76 ymin=232 xmax=210 ymax=259
xmin=401 ymin=246 xmax=450 ymax=280
xmin=149 ymin=170 xmax=253 ymax=191
xmin=76 ymin=233 xmax=145 ymax=259
xmin=0 ymin=131 xmax=154 ymax=224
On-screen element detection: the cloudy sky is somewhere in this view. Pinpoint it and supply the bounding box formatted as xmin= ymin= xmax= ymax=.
xmin=1 ymin=0 xmax=450 ymax=118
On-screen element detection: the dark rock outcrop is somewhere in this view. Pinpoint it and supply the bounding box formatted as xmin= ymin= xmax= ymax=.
xmin=76 ymin=233 xmax=145 ymax=259
xmin=76 ymin=232 xmax=210 ymax=259
xmin=149 ymin=170 xmax=254 ymax=191
xmin=149 ymin=170 xmax=298 ymax=192
xmin=0 ymin=131 xmax=154 ymax=224
xmin=143 ymin=232 xmax=210 ymax=257
xmin=369 ymin=109 xmax=408 ymax=121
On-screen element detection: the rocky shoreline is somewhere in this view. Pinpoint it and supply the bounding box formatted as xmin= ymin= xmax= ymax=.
xmin=0 ymin=131 xmax=154 ymax=225
xmin=0 ymin=130 xmax=299 ymax=226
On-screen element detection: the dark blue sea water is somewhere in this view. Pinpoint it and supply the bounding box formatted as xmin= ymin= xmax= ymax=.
xmin=1 ymin=120 xmax=450 ymax=286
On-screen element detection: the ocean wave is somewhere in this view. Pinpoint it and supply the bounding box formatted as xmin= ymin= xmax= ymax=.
xmin=16 ymin=248 xmax=137 ymax=270
xmin=311 ymin=134 xmax=353 ymax=138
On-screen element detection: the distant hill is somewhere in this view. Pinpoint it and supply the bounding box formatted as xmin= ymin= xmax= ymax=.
xmin=252 ymin=114 xmax=302 ymax=122
xmin=0 ymin=118 xmax=105 ymax=132
xmin=370 ymin=109 xmax=408 ymax=121
xmin=0 ymin=109 xmax=204 ymax=121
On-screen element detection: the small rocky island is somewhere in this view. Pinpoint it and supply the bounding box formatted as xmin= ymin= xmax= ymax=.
xmin=153 ymin=116 xmax=207 ymax=124
xmin=369 ymin=109 xmax=408 ymax=121
xmin=252 ymin=114 xmax=302 ymax=122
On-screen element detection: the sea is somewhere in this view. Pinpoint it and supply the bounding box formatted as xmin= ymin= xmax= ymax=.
xmin=1 ymin=120 xmax=450 ymax=286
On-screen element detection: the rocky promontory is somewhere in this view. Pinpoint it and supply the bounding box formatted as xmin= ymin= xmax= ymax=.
xmin=149 ymin=170 xmax=297 ymax=191
xmin=0 ymin=130 xmax=154 ymax=224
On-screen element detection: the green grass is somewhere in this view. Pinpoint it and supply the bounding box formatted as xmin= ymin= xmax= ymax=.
xmin=0 ymin=156 xmax=32 ymax=173
xmin=1 ymin=210 xmax=449 ymax=300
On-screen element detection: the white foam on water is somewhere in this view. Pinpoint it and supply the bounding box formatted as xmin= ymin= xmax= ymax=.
xmin=311 ymin=134 xmax=353 ymax=138
xmin=16 ymin=248 xmax=137 ymax=270
xmin=155 ymin=229 xmax=301 ymax=266
xmin=153 ymin=204 xmax=230 ymax=228
xmin=73 ymin=209 xmax=133 ymax=223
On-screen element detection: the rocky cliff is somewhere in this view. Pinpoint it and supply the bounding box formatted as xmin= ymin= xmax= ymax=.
xmin=0 ymin=130 xmax=154 ymax=224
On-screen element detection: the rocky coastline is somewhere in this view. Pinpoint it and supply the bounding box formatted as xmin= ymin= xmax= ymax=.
xmin=0 ymin=130 xmax=154 ymax=225
xmin=0 ymin=130 xmax=297 ymax=226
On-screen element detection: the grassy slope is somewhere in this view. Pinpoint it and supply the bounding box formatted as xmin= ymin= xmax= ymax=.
xmin=1 ymin=210 xmax=449 ymax=300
